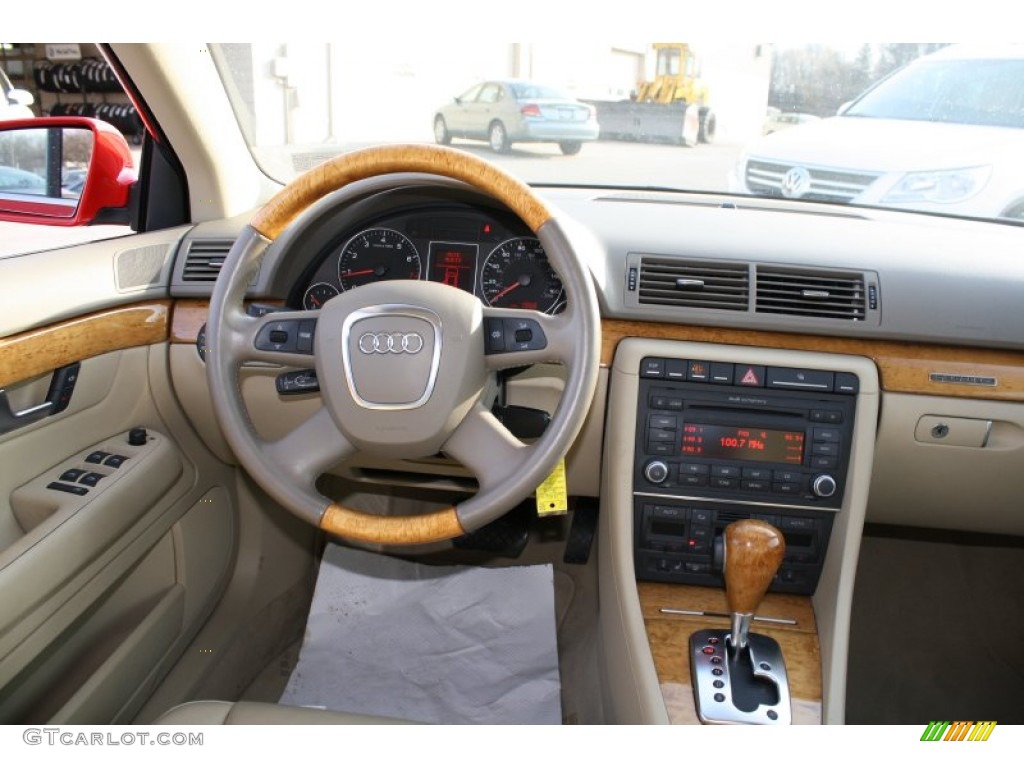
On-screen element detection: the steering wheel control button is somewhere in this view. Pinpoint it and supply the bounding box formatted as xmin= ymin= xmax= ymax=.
xmin=47 ymin=481 xmax=89 ymax=496
xmin=85 ymin=451 xmax=110 ymax=464
xmin=484 ymin=318 xmax=506 ymax=353
xmin=103 ymin=455 xmax=128 ymax=468
xmin=296 ymin=320 xmax=317 ymax=353
xmin=256 ymin=320 xmax=301 ymax=353
xmin=79 ymin=472 xmax=106 ymax=487
xmin=60 ymin=468 xmax=87 ymax=482
xmin=128 ymin=427 xmax=148 ymax=446
xmin=277 ymin=369 xmax=320 ymax=395
xmin=502 ymin=318 xmax=546 ymax=352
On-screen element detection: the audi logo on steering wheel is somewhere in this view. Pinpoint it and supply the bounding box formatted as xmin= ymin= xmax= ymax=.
xmin=358 ymin=332 xmax=425 ymax=355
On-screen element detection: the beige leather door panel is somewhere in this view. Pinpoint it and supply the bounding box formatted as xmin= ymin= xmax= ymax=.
xmin=0 ymin=324 xmax=237 ymax=723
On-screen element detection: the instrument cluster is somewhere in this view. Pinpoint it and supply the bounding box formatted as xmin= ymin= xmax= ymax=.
xmin=290 ymin=205 xmax=565 ymax=314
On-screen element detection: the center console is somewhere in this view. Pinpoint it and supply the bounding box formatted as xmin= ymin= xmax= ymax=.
xmin=632 ymin=356 xmax=858 ymax=594
xmin=598 ymin=337 xmax=880 ymax=725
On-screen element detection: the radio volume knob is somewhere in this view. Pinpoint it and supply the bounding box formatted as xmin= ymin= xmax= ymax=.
xmin=644 ymin=460 xmax=670 ymax=485
xmin=812 ymin=474 xmax=837 ymax=499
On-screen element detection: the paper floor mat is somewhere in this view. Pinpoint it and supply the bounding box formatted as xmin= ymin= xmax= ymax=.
xmin=279 ymin=544 xmax=562 ymax=724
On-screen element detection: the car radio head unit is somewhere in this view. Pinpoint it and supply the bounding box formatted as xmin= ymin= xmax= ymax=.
xmin=632 ymin=356 xmax=859 ymax=594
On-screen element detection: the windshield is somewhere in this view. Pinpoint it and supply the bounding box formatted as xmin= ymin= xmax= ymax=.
xmin=846 ymin=58 xmax=1024 ymax=128
xmin=209 ymin=42 xmax=1024 ymax=224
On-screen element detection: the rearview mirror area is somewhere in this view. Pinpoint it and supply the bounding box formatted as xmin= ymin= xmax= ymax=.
xmin=0 ymin=117 xmax=136 ymax=226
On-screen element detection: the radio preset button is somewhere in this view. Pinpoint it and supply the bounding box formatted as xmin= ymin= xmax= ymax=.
xmin=773 ymin=482 xmax=801 ymax=494
xmin=710 ymin=465 xmax=741 ymax=478
xmin=649 ymin=428 xmax=677 ymax=442
xmin=680 ymin=463 xmax=709 ymax=476
xmin=812 ymin=427 xmax=840 ymax=442
xmin=646 ymin=442 xmax=675 ymax=455
xmin=649 ymin=415 xmax=678 ymax=430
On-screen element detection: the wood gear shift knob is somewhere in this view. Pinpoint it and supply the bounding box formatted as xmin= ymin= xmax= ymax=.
xmin=724 ymin=519 xmax=785 ymax=616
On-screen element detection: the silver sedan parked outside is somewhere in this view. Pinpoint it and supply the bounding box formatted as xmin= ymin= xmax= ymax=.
xmin=433 ymin=79 xmax=599 ymax=155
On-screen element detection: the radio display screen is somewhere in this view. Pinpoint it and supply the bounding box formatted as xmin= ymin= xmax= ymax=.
xmin=682 ymin=424 xmax=805 ymax=464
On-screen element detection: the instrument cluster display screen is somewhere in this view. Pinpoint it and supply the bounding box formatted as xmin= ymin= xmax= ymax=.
xmin=681 ymin=424 xmax=804 ymax=464
xmin=428 ymin=241 xmax=478 ymax=293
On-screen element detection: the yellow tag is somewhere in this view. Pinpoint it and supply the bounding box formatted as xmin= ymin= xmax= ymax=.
xmin=536 ymin=458 xmax=569 ymax=517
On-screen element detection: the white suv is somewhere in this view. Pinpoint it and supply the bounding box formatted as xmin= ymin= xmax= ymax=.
xmin=734 ymin=45 xmax=1024 ymax=221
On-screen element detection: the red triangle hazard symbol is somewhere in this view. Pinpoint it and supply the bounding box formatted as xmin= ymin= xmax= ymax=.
xmin=741 ymin=367 xmax=760 ymax=385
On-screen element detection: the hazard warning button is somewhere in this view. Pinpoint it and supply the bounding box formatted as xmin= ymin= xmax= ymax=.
xmin=737 ymin=365 xmax=766 ymax=387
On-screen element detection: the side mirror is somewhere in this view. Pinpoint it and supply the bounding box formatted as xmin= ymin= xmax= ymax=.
xmin=0 ymin=117 xmax=136 ymax=226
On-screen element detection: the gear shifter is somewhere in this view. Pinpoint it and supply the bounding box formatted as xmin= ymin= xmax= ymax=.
xmin=690 ymin=519 xmax=792 ymax=724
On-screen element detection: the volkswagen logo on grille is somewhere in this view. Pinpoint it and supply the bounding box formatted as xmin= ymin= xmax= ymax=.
xmin=358 ymin=332 xmax=425 ymax=355
xmin=780 ymin=166 xmax=812 ymax=199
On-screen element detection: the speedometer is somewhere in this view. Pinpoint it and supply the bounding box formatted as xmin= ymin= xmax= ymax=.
xmin=337 ymin=227 xmax=421 ymax=290
xmin=480 ymin=237 xmax=563 ymax=312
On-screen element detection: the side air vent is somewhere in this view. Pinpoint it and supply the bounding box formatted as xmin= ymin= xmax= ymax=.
xmin=755 ymin=267 xmax=867 ymax=321
xmin=182 ymin=239 xmax=234 ymax=282
xmin=638 ymin=257 xmax=749 ymax=311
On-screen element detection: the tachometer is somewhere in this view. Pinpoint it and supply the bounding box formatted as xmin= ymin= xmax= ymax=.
xmin=337 ymin=227 xmax=421 ymax=290
xmin=302 ymin=282 xmax=339 ymax=310
xmin=480 ymin=237 xmax=563 ymax=312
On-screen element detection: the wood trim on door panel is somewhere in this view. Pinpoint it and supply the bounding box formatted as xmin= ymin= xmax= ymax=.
xmin=0 ymin=302 xmax=169 ymax=389
xmin=604 ymin=319 xmax=1024 ymax=402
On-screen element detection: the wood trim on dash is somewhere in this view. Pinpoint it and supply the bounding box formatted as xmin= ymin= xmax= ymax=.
xmin=638 ymin=582 xmax=822 ymax=725
xmin=251 ymin=144 xmax=552 ymax=240
xmin=603 ymin=319 xmax=1024 ymax=402
xmin=170 ymin=299 xmax=210 ymax=344
xmin=320 ymin=502 xmax=465 ymax=545
xmin=0 ymin=302 xmax=170 ymax=389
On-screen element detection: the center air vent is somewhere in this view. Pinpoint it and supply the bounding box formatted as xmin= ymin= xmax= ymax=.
xmin=182 ymin=239 xmax=234 ymax=282
xmin=755 ymin=267 xmax=867 ymax=321
xmin=637 ymin=257 xmax=749 ymax=311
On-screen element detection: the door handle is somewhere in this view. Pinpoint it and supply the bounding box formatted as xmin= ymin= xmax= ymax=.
xmin=0 ymin=362 xmax=81 ymax=435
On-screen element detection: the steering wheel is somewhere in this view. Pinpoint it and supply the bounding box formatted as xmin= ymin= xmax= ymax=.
xmin=206 ymin=144 xmax=600 ymax=546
